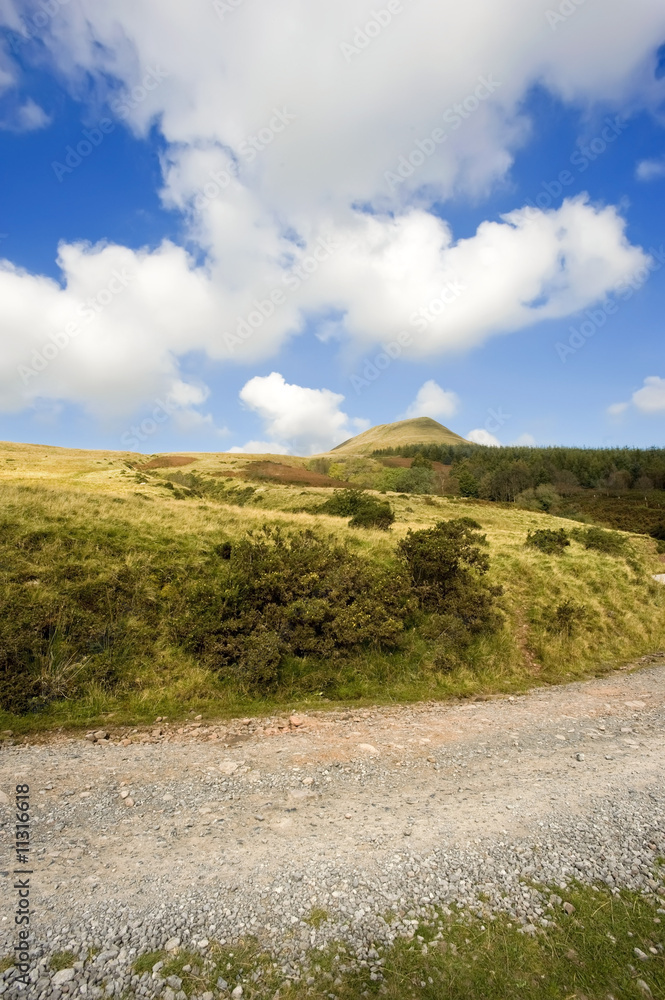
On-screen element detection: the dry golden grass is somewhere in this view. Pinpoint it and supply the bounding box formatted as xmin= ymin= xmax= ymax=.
xmin=1 ymin=439 xmax=664 ymax=733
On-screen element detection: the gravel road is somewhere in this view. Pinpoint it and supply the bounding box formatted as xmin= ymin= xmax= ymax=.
xmin=2 ymin=656 xmax=665 ymax=999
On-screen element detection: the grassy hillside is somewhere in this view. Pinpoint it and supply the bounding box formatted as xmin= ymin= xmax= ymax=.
xmin=325 ymin=417 xmax=469 ymax=456
xmin=1 ymin=440 xmax=664 ymax=734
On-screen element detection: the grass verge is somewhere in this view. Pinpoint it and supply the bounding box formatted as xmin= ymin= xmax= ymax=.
xmin=124 ymin=884 xmax=664 ymax=999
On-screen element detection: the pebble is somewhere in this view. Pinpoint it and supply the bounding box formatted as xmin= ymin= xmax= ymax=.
xmin=2 ymin=667 xmax=664 ymax=998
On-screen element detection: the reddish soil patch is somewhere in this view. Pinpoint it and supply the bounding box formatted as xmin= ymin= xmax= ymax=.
xmin=238 ymin=461 xmax=351 ymax=488
xmin=138 ymin=455 xmax=195 ymax=470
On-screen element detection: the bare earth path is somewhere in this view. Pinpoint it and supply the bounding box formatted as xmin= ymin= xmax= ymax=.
xmin=1 ymin=658 xmax=665 ymax=998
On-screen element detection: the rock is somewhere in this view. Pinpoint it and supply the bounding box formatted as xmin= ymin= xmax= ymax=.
xmin=290 ymin=715 xmax=305 ymax=727
xmin=93 ymin=730 xmax=109 ymax=740
xmin=625 ymin=701 xmax=646 ymax=709
xmin=562 ymin=902 xmax=575 ymax=915
xmin=120 ymin=789 xmax=130 ymax=798
xmin=85 ymin=733 xmax=97 ymax=742
xmin=202 ymin=994 xmax=214 ymax=1000
xmin=216 ymin=978 xmax=228 ymax=990
xmin=164 ymin=937 xmax=180 ymax=952
xmin=218 ymin=761 xmax=239 ymax=775
xmin=0 ymin=790 xmax=8 ymax=805
xmin=634 ymin=947 xmax=649 ymax=961
xmin=636 ymin=980 xmax=653 ymax=997
xmin=197 ymin=938 xmax=209 ymax=949
xmin=53 ymin=969 xmax=75 ymax=987
xmin=166 ymin=975 xmax=182 ymax=989
xmin=123 ymin=797 xmax=135 ymax=808
xmin=575 ymin=753 xmax=585 ymax=761
xmin=358 ymin=744 xmax=379 ymax=755
xmin=231 ymin=987 xmax=243 ymax=998
xmin=651 ymin=574 xmax=665 ymax=585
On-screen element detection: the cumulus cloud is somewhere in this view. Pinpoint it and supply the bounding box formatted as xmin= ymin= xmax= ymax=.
xmin=467 ymin=428 xmax=501 ymax=446
xmin=512 ymin=432 xmax=536 ymax=445
xmin=0 ymin=97 xmax=50 ymax=132
xmin=633 ymin=376 xmax=665 ymax=412
xmin=636 ymin=157 xmax=665 ymax=181
xmin=228 ymin=440 xmax=289 ymax=455
xmin=608 ymin=376 xmax=665 ymax=416
xmin=0 ymin=0 xmax=663 ymax=419
xmin=235 ymin=372 xmax=368 ymax=454
xmin=404 ymin=380 xmax=459 ymax=420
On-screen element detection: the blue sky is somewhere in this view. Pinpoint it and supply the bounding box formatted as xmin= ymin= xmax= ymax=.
xmin=1 ymin=2 xmax=664 ymax=454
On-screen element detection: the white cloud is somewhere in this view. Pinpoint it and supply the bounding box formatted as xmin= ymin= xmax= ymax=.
xmin=0 ymin=0 xmax=662 ymax=418
xmin=607 ymin=376 xmax=665 ymax=417
xmin=228 ymin=440 xmax=289 ymax=455
xmin=467 ymin=428 xmax=501 ymax=446
xmin=0 ymin=97 xmax=51 ymax=132
xmin=236 ymin=372 xmax=368 ymax=454
xmin=632 ymin=376 xmax=665 ymax=413
xmin=512 ymin=433 xmax=536 ymax=445
xmin=404 ymin=380 xmax=459 ymax=420
xmin=636 ymin=157 xmax=665 ymax=181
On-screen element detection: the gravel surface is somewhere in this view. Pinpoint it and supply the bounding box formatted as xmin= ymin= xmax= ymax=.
xmin=1 ymin=656 xmax=665 ymax=998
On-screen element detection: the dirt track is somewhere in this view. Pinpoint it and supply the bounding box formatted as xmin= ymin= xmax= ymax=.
xmin=1 ymin=659 xmax=665 ymax=995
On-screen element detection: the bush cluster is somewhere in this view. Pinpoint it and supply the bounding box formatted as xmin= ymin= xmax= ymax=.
xmin=0 ymin=498 xmax=504 ymax=709
xmin=525 ymin=528 xmax=570 ymax=555
xmin=173 ymin=525 xmax=409 ymax=689
xmin=318 ymin=489 xmax=395 ymax=529
xmin=398 ymin=517 xmax=503 ymax=670
xmin=571 ymin=525 xmax=628 ymax=555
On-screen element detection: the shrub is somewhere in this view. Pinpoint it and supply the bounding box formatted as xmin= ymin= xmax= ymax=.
xmin=174 ymin=525 xmax=409 ymax=690
xmin=319 ymin=489 xmax=395 ymax=530
xmin=544 ymin=599 xmax=588 ymax=636
xmin=398 ymin=518 xmax=502 ymax=665
xmin=650 ymin=521 xmax=665 ymax=541
xmin=572 ymin=526 xmax=628 ymax=555
xmin=525 ymin=528 xmax=570 ymax=554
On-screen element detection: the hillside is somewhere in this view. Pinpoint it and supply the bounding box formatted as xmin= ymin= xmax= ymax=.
xmin=324 ymin=417 xmax=469 ymax=456
xmin=1 ymin=437 xmax=665 ymax=735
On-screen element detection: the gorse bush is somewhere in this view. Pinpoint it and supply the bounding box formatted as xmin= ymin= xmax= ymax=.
xmin=544 ymin=599 xmax=588 ymax=637
xmin=572 ymin=525 xmax=628 ymax=555
xmin=318 ymin=489 xmax=395 ymax=529
xmin=525 ymin=528 xmax=570 ymax=555
xmin=172 ymin=525 xmax=410 ymax=690
xmin=398 ymin=518 xmax=503 ymax=669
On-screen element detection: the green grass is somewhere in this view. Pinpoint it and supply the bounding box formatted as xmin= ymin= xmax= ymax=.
xmin=0 ymin=956 xmax=14 ymax=973
xmin=1 ymin=442 xmax=665 ymax=734
xmin=121 ymin=885 xmax=665 ymax=999
xmin=131 ymin=950 xmax=166 ymax=974
xmin=50 ymin=950 xmax=77 ymax=971
xmin=305 ymin=907 xmax=330 ymax=929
